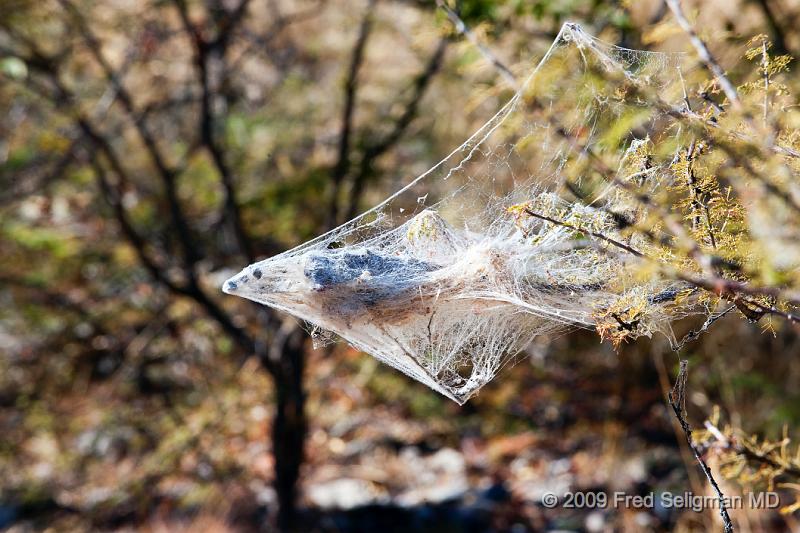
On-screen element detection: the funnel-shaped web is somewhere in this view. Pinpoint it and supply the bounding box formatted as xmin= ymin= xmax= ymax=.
xmin=223 ymin=23 xmax=701 ymax=404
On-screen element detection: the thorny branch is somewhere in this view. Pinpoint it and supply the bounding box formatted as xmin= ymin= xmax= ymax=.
xmin=684 ymin=141 xmax=717 ymax=249
xmin=546 ymin=111 xmax=800 ymax=322
xmin=440 ymin=5 xmax=800 ymax=329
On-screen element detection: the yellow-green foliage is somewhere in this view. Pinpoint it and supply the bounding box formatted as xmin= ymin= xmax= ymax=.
xmin=509 ymin=35 xmax=800 ymax=349
xmin=696 ymin=407 xmax=800 ymax=515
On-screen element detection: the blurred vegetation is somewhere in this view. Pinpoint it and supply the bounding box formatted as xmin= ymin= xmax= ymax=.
xmin=2 ymin=0 xmax=800 ymax=531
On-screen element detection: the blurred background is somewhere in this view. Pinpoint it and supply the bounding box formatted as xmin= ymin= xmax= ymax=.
xmin=2 ymin=0 xmax=800 ymax=531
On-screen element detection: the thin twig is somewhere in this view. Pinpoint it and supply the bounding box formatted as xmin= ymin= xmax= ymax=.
xmin=672 ymin=304 xmax=736 ymax=351
xmin=523 ymin=208 xmax=645 ymax=257
xmin=664 ymin=0 xmax=741 ymax=109
xmin=327 ymin=0 xmax=377 ymax=227
xmin=762 ymin=40 xmax=770 ymax=126
xmin=684 ymin=141 xmax=717 ymax=249
xmin=435 ymin=0 xmax=518 ymax=89
xmin=59 ymin=0 xmax=202 ymax=267
xmin=345 ymin=37 xmax=448 ymax=219
xmin=173 ymin=0 xmax=256 ymax=262
xmin=669 ymin=360 xmax=735 ymax=533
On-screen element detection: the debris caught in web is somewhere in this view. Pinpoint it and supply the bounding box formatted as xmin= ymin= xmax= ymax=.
xmin=223 ymin=23 xmax=701 ymax=404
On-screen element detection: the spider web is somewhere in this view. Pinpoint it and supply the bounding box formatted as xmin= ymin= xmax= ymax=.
xmin=223 ymin=23 xmax=699 ymax=404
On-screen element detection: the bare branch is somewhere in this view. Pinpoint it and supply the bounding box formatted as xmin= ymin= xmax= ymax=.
xmin=665 ymin=0 xmax=741 ymax=110
xmin=345 ymin=36 xmax=448 ymax=219
xmin=90 ymin=153 xmax=176 ymax=291
xmin=328 ymin=0 xmax=377 ymax=227
xmin=0 ymin=136 xmax=81 ymax=205
xmin=4 ymin=13 xmax=269 ymax=370
xmin=95 ymin=148 xmax=261 ymax=364
xmin=668 ymin=360 xmax=735 ymax=533
xmin=58 ymin=0 xmax=202 ymax=267
xmin=753 ymin=0 xmax=790 ymax=57
xmin=523 ymin=208 xmax=645 ymax=258
xmin=435 ymin=0 xmax=517 ymax=88
xmin=672 ymin=305 xmax=736 ymax=351
xmin=173 ymin=0 xmax=256 ymax=262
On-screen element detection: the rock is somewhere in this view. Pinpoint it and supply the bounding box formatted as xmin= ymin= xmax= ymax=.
xmin=307 ymin=478 xmax=386 ymax=510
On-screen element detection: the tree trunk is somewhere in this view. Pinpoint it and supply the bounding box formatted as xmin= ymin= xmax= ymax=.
xmin=266 ymin=325 xmax=307 ymax=532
